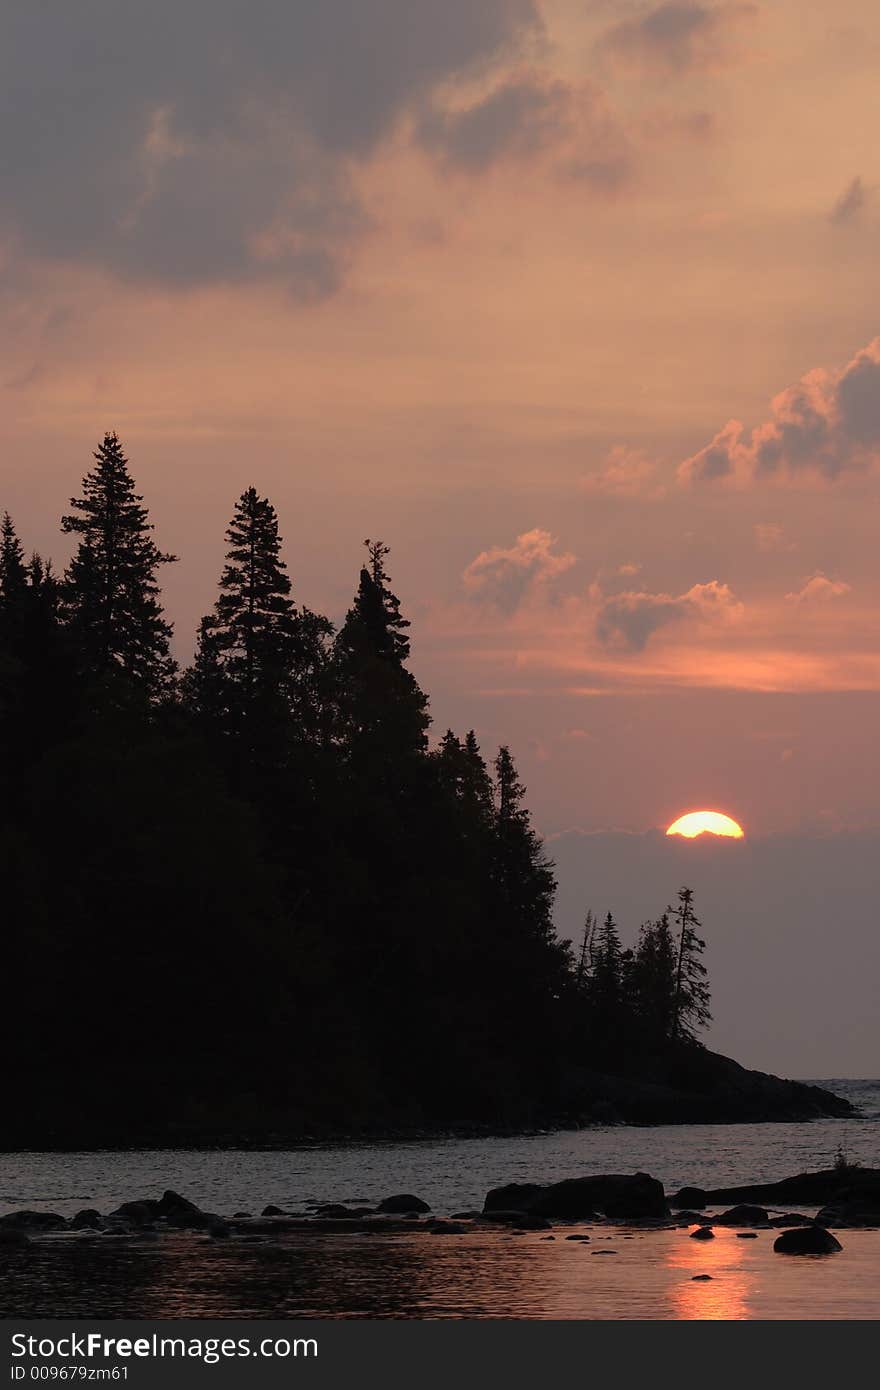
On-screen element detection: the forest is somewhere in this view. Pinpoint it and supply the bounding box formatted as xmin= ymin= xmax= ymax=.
xmin=1 ymin=433 xmax=713 ymax=1142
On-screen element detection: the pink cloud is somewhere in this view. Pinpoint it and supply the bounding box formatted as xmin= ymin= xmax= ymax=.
xmin=785 ymin=573 xmax=851 ymax=604
xmin=678 ymin=338 xmax=880 ymax=485
xmin=462 ymin=528 xmax=576 ymax=611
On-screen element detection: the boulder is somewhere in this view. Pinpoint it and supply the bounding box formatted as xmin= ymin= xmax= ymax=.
xmin=768 ymin=1213 xmax=815 ymax=1227
xmin=774 ymin=1226 xmax=842 ymax=1255
xmin=484 ymin=1173 xmax=666 ymax=1221
xmin=671 ymin=1187 xmax=708 ymax=1209
xmin=0 ymin=1210 xmax=66 ymax=1232
xmin=690 ymin=1226 xmax=715 ymax=1240
xmin=691 ymin=1274 xmax=713 ymax=1281
xmin=156 ymin=1191 xmax=215 ymax=1228
xmin=736 ymin=1232 xmax=758 ymax=1239
xmin=815 ymin=1197 xmax=880 ymax=1228
xmin=697 ymin=1167 xmax=880 ymax=1207
xmin=715 ymin=1204 xmax=769 ymax=1226
xmin=377 ymin=1194 xmax=431 ymax=1214
xmin=71 ymin=1209 xmax=104 ymax=1230
xmin=0 ymin=1227 xmax=30 ymax=1247
xmin=109 ymin=1200 xmax=159 ymax=1226
xmin=261 ymin=1205 xmax=287 ymax=1217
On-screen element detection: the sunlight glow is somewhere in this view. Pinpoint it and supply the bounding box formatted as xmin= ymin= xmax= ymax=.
xmin=666 ymin=811 xmax=745 ymax=839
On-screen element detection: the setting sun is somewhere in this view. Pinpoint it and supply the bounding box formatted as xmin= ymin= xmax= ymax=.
xmin=666 ymin=811 xmax=745 ymax=839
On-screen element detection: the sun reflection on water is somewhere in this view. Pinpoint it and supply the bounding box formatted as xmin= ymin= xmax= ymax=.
xmin=667 ymin=1227 xmax=752 ymax=1320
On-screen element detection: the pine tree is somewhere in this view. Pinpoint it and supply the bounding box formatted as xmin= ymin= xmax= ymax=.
xmin=669 ymin=887 xmax=712 ymax=1043
xmin=61 ymin=432 xmax=176 ymax=698
xmin=0 ymin=513 xmax=27 ymax=604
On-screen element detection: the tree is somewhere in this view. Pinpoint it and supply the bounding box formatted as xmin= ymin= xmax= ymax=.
xmin=590 ymin=911 xmax=624 ymax=1024
xmin=61 ymin=432 xmax=176 ymax=698
xmin=189 ymin=488 xmax=295 ymax=724
xmin=332 ymin=540 xmax=430 ymax=767
xmin=0 ymin=513 xmax=27 ymax=604
xmin=575 ymin=909 xmax=597 ymax=991
xmin=669 ymin=887 xmax=712 ymax=1043
xmin=630 ymin=914 xmax=677 ymax=1045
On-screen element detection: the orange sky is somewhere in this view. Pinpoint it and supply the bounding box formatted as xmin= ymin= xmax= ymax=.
xmin=2 ymin=0 xmax=880 ymax=841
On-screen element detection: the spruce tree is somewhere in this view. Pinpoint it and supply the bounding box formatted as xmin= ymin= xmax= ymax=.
xmin=0 ymin=513 xmax=27 ymax=603
xmin=61 ymin=432 xmax=176 ymax=698
xmin=332 ymin=541 xmax=430 ymax=765
xmin=631 ymin=914 xmax=677 ymax=1045
xmin=191 ymin=488 xmax=295 ymax=721
xmin=669 ymin=887 xmax=712 ymax=1043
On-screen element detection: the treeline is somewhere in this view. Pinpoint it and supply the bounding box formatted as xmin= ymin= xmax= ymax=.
xmin=0 ymin=434 xmax=709 ymax=1140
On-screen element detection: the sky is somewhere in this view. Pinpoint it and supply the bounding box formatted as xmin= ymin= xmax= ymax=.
xmin=2 ymin=1 xmax=878 ymax=1075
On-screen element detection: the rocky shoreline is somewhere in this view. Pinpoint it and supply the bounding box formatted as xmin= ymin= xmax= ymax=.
xmin=3 ymin=1052 xmax=855 ymax=1151
xmin=2 ymin=1166 xmax=877 ymax=1261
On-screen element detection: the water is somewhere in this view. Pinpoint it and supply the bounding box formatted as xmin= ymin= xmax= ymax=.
xmin=1 ymin=1080 xmax=877 ymax=1319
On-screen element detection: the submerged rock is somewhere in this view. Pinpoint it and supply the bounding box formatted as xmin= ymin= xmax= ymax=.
xmin=690 ymin=1226 xmax=715 ymax=1240
xmin=774 ymin=1227 xmax=842 ymax=1255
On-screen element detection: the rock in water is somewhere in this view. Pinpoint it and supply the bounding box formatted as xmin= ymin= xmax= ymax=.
xmin=377 ymin=1194 xmax=431 ymax=1214
xmin=773 ymin=1227 xmax=842 ymax=1255
xmin=0 ymin=1211 xmax=66 ymax=1232
xmin=483 ymin=1173 xmax=666 ymax=1220
xmin=690 ymin=1226 xmax=715 ymax=1240
xmin=671 ymin=1188 xmax=708 ymax=1209
xmin=815 ymin=1197 xmax=880 ymax=1228
xmin=716 ymin=1205 xmax=769 ymax=1226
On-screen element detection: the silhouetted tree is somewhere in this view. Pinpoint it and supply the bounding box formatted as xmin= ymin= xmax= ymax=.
xmin=670 ymin=886 xmax=712 ymax=1043
xmin=332 ymin=541 xmax=430 ymax=768
xmin=575 ymin=909 xmax=597 ymax=991
xmin=0 ymin=513 xmax=27 ymax=603
xmin=61 ymin=432 xmax=176 ymax=698
xmin=630 ymin=914 xmax=677 ymax=1045
xmin=188 ymin=488 xmax=296 ymax=726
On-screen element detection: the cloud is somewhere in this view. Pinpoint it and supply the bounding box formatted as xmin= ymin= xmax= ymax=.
xmin=0 ymin=1 xmax=541 ymax=293
xmin=598 ymin=3 xmax=758 ymax=75
xmin=581 ymin=446 xmax=664 ymax=497
xmin=416 ymin=75 xmax=570 ymax=173
xmin=463 ymin=528 xmax=576 ymax=611
xmin=678 ymin=338 xmax=880 ymax=484
xmin=785 ymin=573 xmax=851 ymax=604
xmin=596 ymin=579 xmax=741 ymax=650
xmin=830 ymin=175 xmax=867 ymax=225
xmin=754 ymin=522 xmax=794 ymax=553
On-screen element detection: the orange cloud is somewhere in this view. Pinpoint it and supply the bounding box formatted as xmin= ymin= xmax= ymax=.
xmin=462 ymin=528 xmax=576 ymax=611
xmin=785 ymin=573 xmax=852 ymax=604
xmin=677 ymin=338 xmax=880 ymax=485
xmin=595 ymin=578 xmax=743 ymax=651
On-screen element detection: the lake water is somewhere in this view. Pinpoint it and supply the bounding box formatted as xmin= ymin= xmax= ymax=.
xmin=1 ymin=1079 xmax=877 ymax=1320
